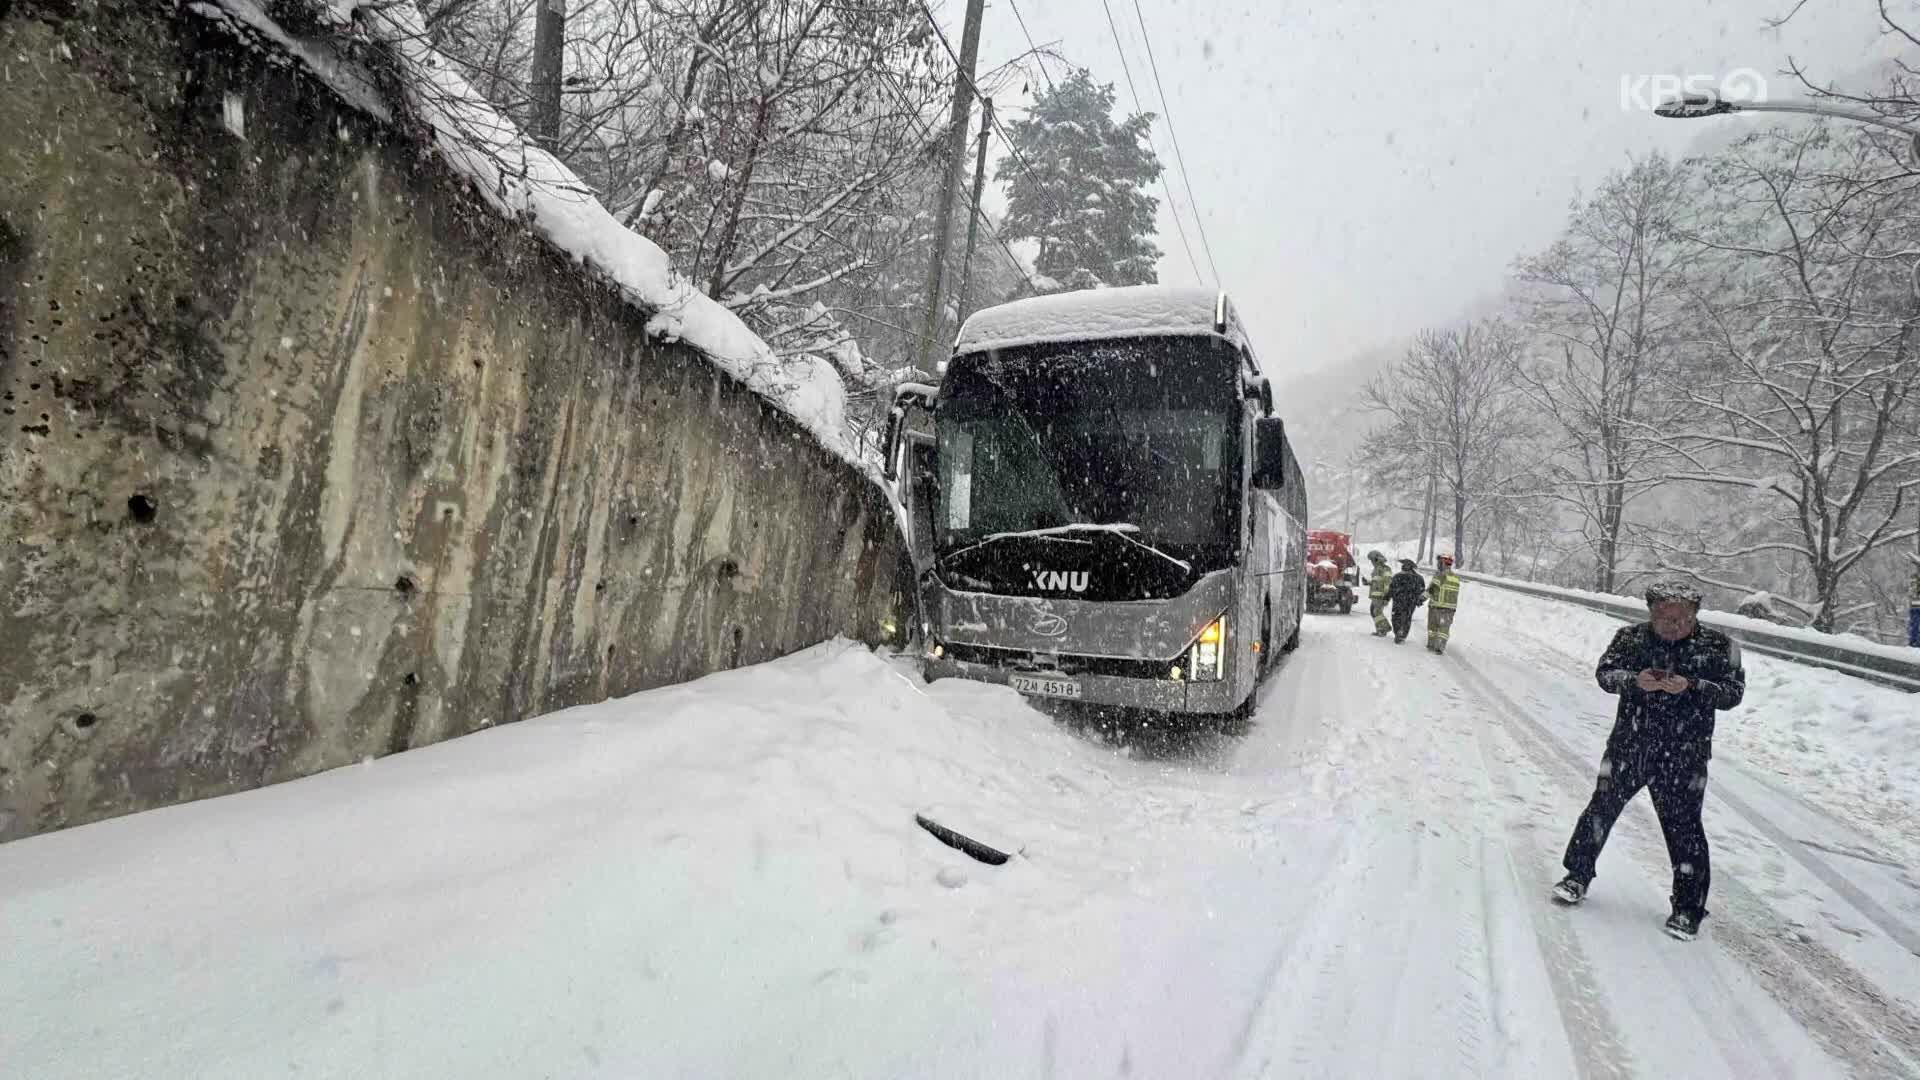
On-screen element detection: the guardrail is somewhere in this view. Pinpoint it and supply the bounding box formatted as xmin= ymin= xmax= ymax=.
xmin=1457 ymin=570 xmax=1920 ymax=694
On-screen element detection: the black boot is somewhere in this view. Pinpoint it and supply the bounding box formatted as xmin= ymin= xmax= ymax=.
xmin=1551 ymin=875 xmax=1588 ymax=905
xmin=1664 ymin=907 xmax=1704 ymax=941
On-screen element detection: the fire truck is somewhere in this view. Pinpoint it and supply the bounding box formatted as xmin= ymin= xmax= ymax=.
xmin=1305 ymin=530 xmax=1358 ymax=614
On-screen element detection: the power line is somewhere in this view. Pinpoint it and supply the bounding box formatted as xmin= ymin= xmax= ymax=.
xmin=1009 ymin=0 xmax=1055 ymax=92
xmin=1094 ymin=0 xmax=1206 ymax=286
xmin=876 ymin=68 xmax=1041 ymax=300
xmin=1129 ymin=0 xmax=1221 ymax=286
xmin=912 ymin=0 xmax=1080 ymax=286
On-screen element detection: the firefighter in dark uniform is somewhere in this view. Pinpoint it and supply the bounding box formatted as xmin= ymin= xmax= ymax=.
xmin=1552 ymin=580 xmax=1746 ymax=941
xmin=1386 ymin=559 xmax=1426 ymax=645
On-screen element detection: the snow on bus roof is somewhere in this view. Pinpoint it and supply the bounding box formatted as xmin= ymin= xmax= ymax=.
xmin=953 ymin=285 xmax=1241 ymax=356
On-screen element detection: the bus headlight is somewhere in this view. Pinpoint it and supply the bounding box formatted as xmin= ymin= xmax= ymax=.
xmin=1188 ymin=615 xmax=1227 ymax=681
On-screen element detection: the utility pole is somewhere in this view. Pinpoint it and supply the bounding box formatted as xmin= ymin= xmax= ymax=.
xmin=530 ymin=0 xmax=567 ymax=150
xmin=956 ymin=97 xmax=994 ymax=328
xmin=916 ymin=0 xmax=987 ymax=374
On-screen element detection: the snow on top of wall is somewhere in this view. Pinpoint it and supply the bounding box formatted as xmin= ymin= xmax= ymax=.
xmin=953 ymin=284 xmax=1227 ymax=356
xmin=189 ymin=0 xmax=855 ymax=464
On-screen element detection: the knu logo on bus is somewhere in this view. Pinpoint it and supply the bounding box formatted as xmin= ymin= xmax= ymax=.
xmin=1032 ymin=570 xmax=1089 ymax=593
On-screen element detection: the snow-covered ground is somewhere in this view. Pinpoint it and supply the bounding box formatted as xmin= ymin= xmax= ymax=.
xmin=3 ymin=588 xmax=1917 ymax=1078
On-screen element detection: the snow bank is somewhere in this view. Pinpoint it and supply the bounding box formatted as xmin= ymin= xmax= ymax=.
xmin=0 ymin=640 xmax=1324 ymax=1077
xmin=1727 ymin=659 xmax=1920 ymax=866
xmin=953 ymin=284 xmax=1229 ymax=355
xmin=189 ymin=0 xmax=854 ymax=463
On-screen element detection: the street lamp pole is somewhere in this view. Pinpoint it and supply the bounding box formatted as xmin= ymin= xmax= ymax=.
xmin=1654 ymin=92 xmax=1920 ymax=140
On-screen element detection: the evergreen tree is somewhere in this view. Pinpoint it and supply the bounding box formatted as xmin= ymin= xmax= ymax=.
xmin=997 ymin=69 xmax=1163 ymax=291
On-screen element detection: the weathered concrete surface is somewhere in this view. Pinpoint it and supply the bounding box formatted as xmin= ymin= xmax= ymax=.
xmin=0 ymin=2 xmax=909 ymax=841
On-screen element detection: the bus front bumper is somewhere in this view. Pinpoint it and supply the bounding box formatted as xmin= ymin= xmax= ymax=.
xmin=923 ymin=655 xmax=1243 ymax=715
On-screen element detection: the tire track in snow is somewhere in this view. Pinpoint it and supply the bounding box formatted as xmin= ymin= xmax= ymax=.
xmin=1465 ymin=692 xmax=1638 ymax=1080
xmin=1220 ymin=629 xmax=1380 ymax=1078
xmin=1710 ymin=780 xmax=1920 ymax=959
xmin=1215 ymin=830 xmax=1369 ymax=1079
xmin=1454 ymin=654 xmax=1920 ymax=1079
xmin=1221 ymin=623 xmax=1509 ymax=1078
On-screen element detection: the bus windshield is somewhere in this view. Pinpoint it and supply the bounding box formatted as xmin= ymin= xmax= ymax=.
xmin=933 ymin=336 xmax=1242 ymax=577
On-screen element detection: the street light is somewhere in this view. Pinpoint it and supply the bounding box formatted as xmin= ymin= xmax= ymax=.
xmin=1654 ymin=91 xmax=1920 ymax=143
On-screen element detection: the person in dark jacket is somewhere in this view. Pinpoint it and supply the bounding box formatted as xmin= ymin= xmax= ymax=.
xmin=1552 ymin=580 xmax=1745 ymax=941
xmin=1386 ymin=559 xmax=1426 ymax=644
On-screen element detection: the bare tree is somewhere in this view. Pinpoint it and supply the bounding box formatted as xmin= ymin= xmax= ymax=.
xmin=1650 ymin=125 xmax=1920 ymax=631
xmin=1361 ymin=320 xmax=1531 ymax=564
xmin=1512 ymin=153 xmax=1694 ymax=591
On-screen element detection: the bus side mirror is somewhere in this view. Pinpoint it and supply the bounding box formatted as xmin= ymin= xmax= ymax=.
xmin=882 ymin=383 xmax=937 ymax=482
xmin=1252 ymin=417 xmax=1287 ymax=489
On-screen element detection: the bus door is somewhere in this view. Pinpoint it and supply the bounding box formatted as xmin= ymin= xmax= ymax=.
xmin=882 ymin=383 xmax=939 ymax=641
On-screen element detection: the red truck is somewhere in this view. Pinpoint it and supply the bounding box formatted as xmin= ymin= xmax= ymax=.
xmin=1305 ymin=530 xmax=1359 ymax=614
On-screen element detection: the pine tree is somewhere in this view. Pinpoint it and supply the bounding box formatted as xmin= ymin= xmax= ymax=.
xmin=997 ymin=69 xmax=1162 ymax=291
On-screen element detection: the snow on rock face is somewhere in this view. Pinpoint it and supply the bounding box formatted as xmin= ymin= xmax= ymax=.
xmin=192 ymin=0 xmax=853 ymax=463
xmin=954 ymin=284 xmax=1227 ymax=355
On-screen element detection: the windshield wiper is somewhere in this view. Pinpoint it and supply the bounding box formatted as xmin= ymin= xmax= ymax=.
xmin=1097 ymin=525 xmax=1192 ymax=573
xmin=943 ymin=522 xmax=1191 ymax=572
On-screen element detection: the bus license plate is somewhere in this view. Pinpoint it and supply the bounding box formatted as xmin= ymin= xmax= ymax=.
xmin=1010 ymin=675 xmax=1082 ymax=700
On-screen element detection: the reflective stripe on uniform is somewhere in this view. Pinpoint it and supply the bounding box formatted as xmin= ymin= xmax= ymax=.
xmin=1430 ymin=572 xmax=1461 ymax=610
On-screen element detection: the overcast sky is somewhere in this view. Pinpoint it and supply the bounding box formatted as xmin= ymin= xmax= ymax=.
xmin=954 ymin=0 xmax=1895 ymax=379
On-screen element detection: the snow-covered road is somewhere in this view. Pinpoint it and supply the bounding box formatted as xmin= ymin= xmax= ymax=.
xmin=3 ymin=587 xmax=1917 ymax=1078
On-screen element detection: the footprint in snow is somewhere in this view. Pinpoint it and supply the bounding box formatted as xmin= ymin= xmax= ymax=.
xmin=936 ymin=867 xmax=968 ymax=889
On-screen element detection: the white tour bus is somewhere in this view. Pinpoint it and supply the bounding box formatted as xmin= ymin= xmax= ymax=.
xmin=884 ymin=285 xmax=1308 ymax=720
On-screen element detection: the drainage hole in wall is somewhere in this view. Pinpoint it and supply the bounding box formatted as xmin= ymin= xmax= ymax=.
xmin=127 ymin=494 xmax=158 ymax=523
xmin=394 ymin=574 xmax=417 ymax=596
xmin=74 ymin=712 xmax=98 ymax=730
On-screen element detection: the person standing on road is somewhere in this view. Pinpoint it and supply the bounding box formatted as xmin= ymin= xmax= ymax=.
xmin=1365 ymin=550 xmax=1394 ymax=637
xmin=1552 ymin=581 xmax=1746 ymax=941
xmin=1426 ymin=554 xmax=1461 ymax=654
xmin=1386 ymin=558 xmax=1426 ymax=645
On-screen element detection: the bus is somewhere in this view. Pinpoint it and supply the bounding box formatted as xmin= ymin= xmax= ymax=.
xmin=883 ymin=285 xmax=1308 ymax=720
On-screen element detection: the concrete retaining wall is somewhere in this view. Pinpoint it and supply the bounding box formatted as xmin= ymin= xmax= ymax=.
xmin=0 ymin=1 xmax=909 ymax=840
